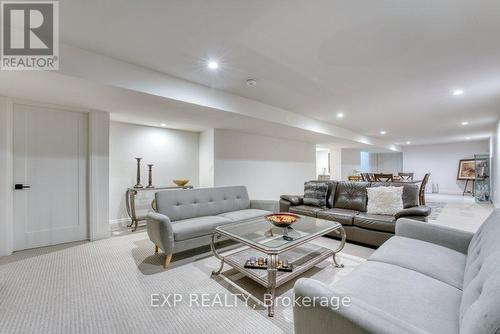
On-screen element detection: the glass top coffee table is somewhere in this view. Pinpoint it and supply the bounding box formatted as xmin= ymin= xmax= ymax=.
xmin=210 ymin=215 xmax=346 ymax=317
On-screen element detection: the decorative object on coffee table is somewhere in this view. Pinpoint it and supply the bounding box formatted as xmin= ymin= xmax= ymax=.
xmin=134 ymin=158 xmax=144 ymax=189
xmin=173 ymin=179 xmax=189 ymax=187
xmin=244 ymin=257 xmax=294 ymax=272
xmin=265 ymin=213 xmax=299 ymax=227
xmin=146 ymin=164 xmax=154 ymax=188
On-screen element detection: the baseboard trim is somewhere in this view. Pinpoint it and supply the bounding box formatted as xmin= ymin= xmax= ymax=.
xmin=109 ymin=217 xmax=131 ymax=225
xmin=428 ymin=191 xmax=467 ymax=196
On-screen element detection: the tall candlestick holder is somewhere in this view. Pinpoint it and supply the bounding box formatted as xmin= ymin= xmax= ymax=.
xmin=146 ymin=164 xmax=154 ymax=188
xmin=133 ymin=158 xmax=144 ymax=189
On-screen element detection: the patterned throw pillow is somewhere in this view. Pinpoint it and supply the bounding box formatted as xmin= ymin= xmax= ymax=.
xmin=367 ymin=186 xmax=404 ymax=215
xmin=303 ymin=181 xmax=329 ymax=207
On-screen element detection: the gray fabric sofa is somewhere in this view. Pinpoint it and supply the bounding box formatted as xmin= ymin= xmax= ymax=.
xmin=294 ymin=209 xmax=500 ymax=334
xmin=146 ymin=186 xmax=277 ymax=267
xmin=280 ymin=181 xmax=431 ymax=247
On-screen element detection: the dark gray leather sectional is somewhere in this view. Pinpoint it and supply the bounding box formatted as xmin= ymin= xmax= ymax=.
xmin=280 ymin=181 xmax=431 ymax=247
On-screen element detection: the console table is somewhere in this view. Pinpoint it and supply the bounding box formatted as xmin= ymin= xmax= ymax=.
xmin=125 ymin=186 xmax=193 ymax=231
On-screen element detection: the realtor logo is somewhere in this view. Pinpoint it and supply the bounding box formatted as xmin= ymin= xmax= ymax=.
xmin=1 ymin=1 xmax=59 ymax=70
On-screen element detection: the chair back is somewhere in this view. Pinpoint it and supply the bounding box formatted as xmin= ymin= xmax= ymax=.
xmin=419 ymin=173 xmax=431 ymax=205
xmin=398 ymin=172 xmax=414 ymax=181
xmin=374 ymin=173 xmax=393 ymax=182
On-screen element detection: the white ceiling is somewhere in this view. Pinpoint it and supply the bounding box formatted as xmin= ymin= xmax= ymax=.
xmin=58 ymin=0 xmax=500 ymax=145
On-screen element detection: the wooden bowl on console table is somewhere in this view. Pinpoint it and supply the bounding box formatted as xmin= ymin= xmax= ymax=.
xmin=173 ymin=179 xmax=190 ymax=187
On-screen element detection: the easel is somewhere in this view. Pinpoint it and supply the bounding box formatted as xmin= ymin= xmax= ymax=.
xmin=462 ymin=179 xmax=475 ymax=196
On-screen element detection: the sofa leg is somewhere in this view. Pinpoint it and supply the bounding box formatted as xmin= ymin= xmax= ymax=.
xmin=163 ymin=254 xmax=172 ymax=268
xmin=155 ymin=245 xmax=159 ymax=254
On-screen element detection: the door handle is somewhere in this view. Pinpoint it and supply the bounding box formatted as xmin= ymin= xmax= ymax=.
xmin=14 ymin=184 xmax=31 ymax=190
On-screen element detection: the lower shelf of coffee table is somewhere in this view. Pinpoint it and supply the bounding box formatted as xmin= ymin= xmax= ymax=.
xmin=222 ymin=243 xmax=334 ymax=288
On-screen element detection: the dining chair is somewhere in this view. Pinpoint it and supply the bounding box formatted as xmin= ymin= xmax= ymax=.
xmin=374 ymin=173 xmax=393 ymax=182
xmin=398 ymin=172 xmax=414 ymax=181
xmin=419 ymin=173 xmax=431 ymax=205
xmin=360 ymin=173 xmax=369 ymax=182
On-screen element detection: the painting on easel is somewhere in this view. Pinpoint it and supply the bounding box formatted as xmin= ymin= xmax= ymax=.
xmin=457 ymin=159 xmax=476 ymax=180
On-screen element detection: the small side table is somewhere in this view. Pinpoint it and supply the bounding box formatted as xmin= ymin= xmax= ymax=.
xmin=125 ymin=186 xmax=193 ymax=231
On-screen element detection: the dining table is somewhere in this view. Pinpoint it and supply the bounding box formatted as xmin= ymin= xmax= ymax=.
xmin=386 ymin=179 xmax=423 ymax=184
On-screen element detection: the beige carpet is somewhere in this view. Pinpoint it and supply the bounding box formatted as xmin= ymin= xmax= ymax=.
xmin=0 ymin=232 xmax=369 ymax=334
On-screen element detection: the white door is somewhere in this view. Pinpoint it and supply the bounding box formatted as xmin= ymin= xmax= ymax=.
xmin=13 ymin=104 xmax=88 ymax=251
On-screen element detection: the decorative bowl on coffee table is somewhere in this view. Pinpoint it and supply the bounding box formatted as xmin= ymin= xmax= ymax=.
xmin=265 ymin=213 xmax=300 ymax=228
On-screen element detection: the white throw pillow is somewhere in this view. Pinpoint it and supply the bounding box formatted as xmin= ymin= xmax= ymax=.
xmin=366 ymin=186 xmax=404 ymax=216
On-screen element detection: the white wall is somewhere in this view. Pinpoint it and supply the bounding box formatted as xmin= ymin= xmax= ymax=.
xmin=109 ymin=122 xmax=199 ymax=223
xmin=403 ymin=140 xmax=490 ymax=195
xmin=341 ymin=149 xmax=361 ymax=180
xmin=213 ymin=129 xmax=316 ymax=200
xmin=377 ymin=153 xmax=403 ymax=175
xmin=329 ymin=147 xmax=342 ymax=181
xmin=199 ymin=129 xmax=214 ymax=187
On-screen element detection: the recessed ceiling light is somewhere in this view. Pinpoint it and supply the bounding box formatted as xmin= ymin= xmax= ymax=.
xmin=461 ymin=121 xmax=469 ymax=126
xmin=207 ymin=60 xmax=219 ymax=70
xmin=160 ymin=123 xmax=167 ymax=127
xmin=466 ymin=137 xmax=471 ymax=140
xmin=380 ymin=130 xmax=387 ymax=135
xmin=406 ymin=141 xmax=411 ymax=145
xmin=337 ymin=112 xmax=344 ymax=119
xmin=453 ymin=89 xmax=464 ymax=96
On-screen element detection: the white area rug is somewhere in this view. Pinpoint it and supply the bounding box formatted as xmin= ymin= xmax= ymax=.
xmin=0 ymin=232 xmax=366 ymax=334
xmin=427 ymin=201 xmax=446 ymax=221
